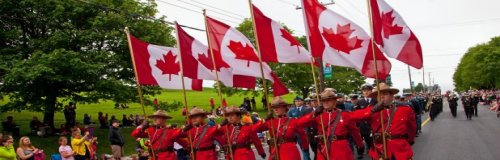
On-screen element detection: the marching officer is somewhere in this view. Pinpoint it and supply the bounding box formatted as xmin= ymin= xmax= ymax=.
xmin=254 ymin=97 xmax=309 ymax=160
xmin=354 ymin=85 xmax=374 ymax=156
xmin=448 ymin=94 xmax=459 ymax=118
xmin=181 ymin=107 xmax=223 ymax=160
xmin=219 ymin=106 xmax=266 ymax=160
xmin=351 ymin=83 xmax=416 ymax=160
xmin=131 ymin=110 xmax=185 ymax=160
xmin=297 ymin=89 xmax=364 ymax=160
xmin=462 ymin=94 xmax=474 ymax=120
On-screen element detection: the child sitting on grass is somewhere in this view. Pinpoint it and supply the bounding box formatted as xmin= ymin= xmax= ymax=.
xmin=59 ymin=136 xmax=74 ymax=160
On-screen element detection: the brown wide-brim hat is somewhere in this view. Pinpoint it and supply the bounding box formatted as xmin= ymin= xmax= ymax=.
xmin=369 ymin=83 xmax=399 ymax=98
xmin=270 ymin=96 xmax=290 ymax=108
xmin=224 ymin=106 xmax=246 ymax=115
xmin=309 ymin=93 xmax=320 ymax=100
xmin=320 ymin=89 xmax=341 ymax=101
xmin=148 ymin=110 xmax=172 ymax=119
xmin=188 ymin=107 xmax=211 ymax=118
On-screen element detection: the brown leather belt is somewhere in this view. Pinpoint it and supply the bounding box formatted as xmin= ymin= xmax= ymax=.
xmin=315 ymin=135 xmax=349 ymax=141
xmin=224 ymin=143 xmax=251 ymax=150
xmin=154 ymin=146 xmax=174 ymax=153
xmin=194 ymin=145 xmax=215 ymax=151
xmin=373 ymin=133 xmax=408 ymax=144
xmin=267 ymin=137 xmax=297 ymax=145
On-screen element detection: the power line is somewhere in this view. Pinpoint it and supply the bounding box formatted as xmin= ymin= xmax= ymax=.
xmin=276 ymin=0 xmax=299 ymax=7
xmin=157 ymin=0 xmax=240 ymax=25
xmin=190 ymin=0 xmax=247 ymax=19
xmin=176 ymin=0 xmax=244 ymax=21
xmin=76 ymin=0 xmax=205 ymax=31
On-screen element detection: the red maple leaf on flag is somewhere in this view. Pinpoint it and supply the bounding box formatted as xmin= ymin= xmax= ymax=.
xmin=280 ymin=28 xmax=302 ymax=54
xmin=322 ymin=24 xmax=363 ymax=54
xmin=197 ymin=50 xmax=230 ymax=72
xmin=227 ymin=41 xmax=259 ymax=67
xmin=155 ymin=51 xmax=180 ymax=81
xmin=381 ymin=10 xmax=403 ymax=39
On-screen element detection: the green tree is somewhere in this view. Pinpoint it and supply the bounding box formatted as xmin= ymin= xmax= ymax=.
xmin=414 ymin=83 xmax=424 ymax=92
xmin=0 ymin=0 xmax=176 ymax=127
xmin=453 ymin=36 xmax=500 ymax=91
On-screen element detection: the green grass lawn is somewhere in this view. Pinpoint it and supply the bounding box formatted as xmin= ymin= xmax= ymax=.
xmin=0 ymin=88 xmax=298 ymax=158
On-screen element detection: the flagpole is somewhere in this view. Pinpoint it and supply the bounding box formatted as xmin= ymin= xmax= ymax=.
xmin=407 ymin=65 xmax=413 ymax=93
xmin=124 ymin=27 xmax=156 ymax=160
xmin=203 ymin=10 xmax=234 ymax=160
xmin=299 ymin=0 xmax=330 ymax=159
xmin=174 ymin=22 xmax=196 ymax=160
xmin=366 ymin=0 xmax=388 ymax=159
xmin=247 ymin=1 xmax=279 ymax=159
xmin=422 ymin=66 xmax=426 ymax=93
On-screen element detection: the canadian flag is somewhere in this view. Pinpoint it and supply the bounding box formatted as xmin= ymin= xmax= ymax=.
xmin=205 ymin=16 xmax=289 ymax=96
xmin=251 ymin=4 xmax=311 ymax=63
xmin=370 ymin=0 xmax=423 ymax=69
xmin=302 ymin=0 xmax=391 ymax=79
xmin=175 ymin=22 xmax=256 ymax=89
xmin=128 ymin=34 xmax=202 ymax=90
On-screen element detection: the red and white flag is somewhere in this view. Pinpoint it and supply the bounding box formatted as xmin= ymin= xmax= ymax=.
xmin=302 ymin=0 xmax=391 ymax=79
xmin=128 ymin=34 xmax=202 ymax=90
xmin=370 ymin=0 xmax=423 ymax=69
xmin=251 ymin=4 xmax=311 ymax=63
xmin=205 ymin=16 xmax=289 ymax=96
xmin=175 ymin=23 xmax=256 ymax=89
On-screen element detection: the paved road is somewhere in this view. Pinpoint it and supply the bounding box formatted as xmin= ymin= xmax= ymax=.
xmin=248 ymin=100 xmax=500 ymax=160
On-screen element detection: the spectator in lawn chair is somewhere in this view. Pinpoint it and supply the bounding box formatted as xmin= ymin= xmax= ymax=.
xmin=131 ymin=110 xmax=187 ymax=160
xmin=218 ymin=106 xmax=266 ymax=160
xmin=30 ymin=116 xmax=51 ymax=136
xmin=109 ymin=120 xmax=124 ymax=160
xmin=17 ymin=136 xmax=44 ymax=160
xmin=83 ymin=114 xmax=91 ymax=125
xmin=179 ymin=107 xmax=224 ymax=160
xmin=254 ymin=97 xmax=309 ymax=160
xmin=0 ymin=135 xmax=16 ymax=160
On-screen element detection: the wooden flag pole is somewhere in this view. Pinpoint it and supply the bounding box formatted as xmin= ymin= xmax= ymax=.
xmin=174 ymin=22 xmax=196 ymax=160
xmin=247 ymin=1 xmax=279 ymax=159
xmin=203 ymin=10 xmax=234 ymax=160
xmin=366 ymin=0 xmax=388 ymax=159
xmin=310 ymin=57 xmax=330 ymax=160
xmin=124 ymin=27 xmax=156 ymax=160
xmin=298 ymin=0 xmax=330 ymax=159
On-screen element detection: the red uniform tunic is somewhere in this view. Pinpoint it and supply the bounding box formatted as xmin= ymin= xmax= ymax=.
xmin=180 ymin=124 xmax=223 ymax=160
xmin=253 ymin=116 xmax=309 ymax=160
xmin=131 ymin=126 xmax=183 ymax=160
xmin=297 ymin=110 xmax=363 ymax=160
xmin=351 ymin=105 xmax=416 ymax=160
xmin=218 ymin=124 xmax=265 ymax=160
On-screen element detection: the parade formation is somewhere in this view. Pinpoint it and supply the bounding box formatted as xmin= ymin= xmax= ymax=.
xmin=2 ymin=0 xmax=500 ymax=160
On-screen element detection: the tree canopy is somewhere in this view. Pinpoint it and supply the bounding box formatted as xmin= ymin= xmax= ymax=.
xmin=0 ymin=0 xmax=176 ymax=127
xmin=453 ymin=36 xmax=500 ymax=91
